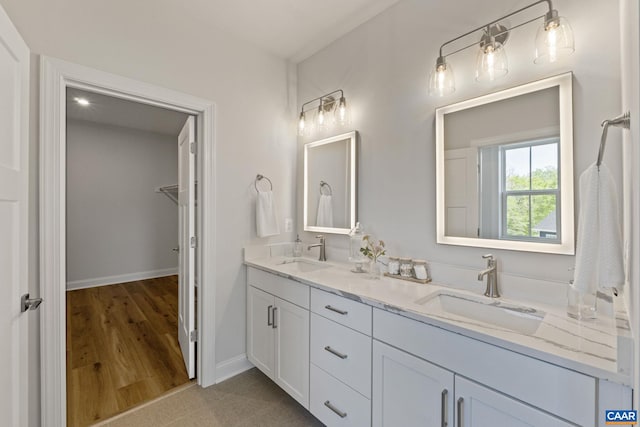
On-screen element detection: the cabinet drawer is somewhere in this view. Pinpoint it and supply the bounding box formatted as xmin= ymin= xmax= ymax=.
xmin=247 ymin=267 xmax=309 ymax=308
xmin=373 ymin=308 xmax=596 ymax=427
xmin=311 ymin=313 xmax=372 ymax=398
xmin=310 ymin=364 xmax=371 ymax=427
xmin=310 ymin=287 xmax=372 ymax=335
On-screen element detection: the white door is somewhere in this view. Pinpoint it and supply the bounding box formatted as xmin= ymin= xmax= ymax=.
xmin=0 ymin=4 xmax=30 ymax=426
xmin=247 ymin=286 xmax=275 ymax=378
xmin=178 ymin=116 xmax=196 ymax=378
xmin=455 ymin=376 xmax=573 ymax=427
xmin=274 ymin=297 xmax=310 ymax=408
xmin=372 ymin=340 xmax=454 ymax=427
xmin=444 ymin=148 xmax=479 ymax=237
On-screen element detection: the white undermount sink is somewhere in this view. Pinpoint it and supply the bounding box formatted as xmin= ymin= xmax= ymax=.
xmin=277 ymin=258 xmax=330 ymax=273
xmin=414 ymin=291 xmax=545 ymax=335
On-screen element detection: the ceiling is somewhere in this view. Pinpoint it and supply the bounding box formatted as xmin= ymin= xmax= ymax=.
xmin=67 ymin=88 xmax=189 ymax=136
xmin=182 ymin=0 xmax=402 ymax=61
xmin=0 ymin=0 xmax=401 ymax=63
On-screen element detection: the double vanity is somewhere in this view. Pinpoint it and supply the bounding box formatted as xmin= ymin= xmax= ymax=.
xmin=245 ymin=251 xmax=632 ymax=427
xmin=247 ymin=72 xmax=634 ymax=426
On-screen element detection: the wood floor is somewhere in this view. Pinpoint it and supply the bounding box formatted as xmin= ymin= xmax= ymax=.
xmin=66 ymin=276 xmax=190 ymax=427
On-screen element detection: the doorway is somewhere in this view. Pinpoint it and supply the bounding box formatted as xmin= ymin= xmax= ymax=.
xmin=40 ymin=57 xmax=217 ymax=426
xmin=64 ymin=88 xmax=196 ymax=425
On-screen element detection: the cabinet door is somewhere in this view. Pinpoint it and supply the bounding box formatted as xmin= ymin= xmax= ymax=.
xmin=274 ymin=297 xmax=310 ymax=408
xmin=455 ymin=376 xmax=573 ymax=427
xmin=247 ymin=286 xmax=275 ymax=378
xmin=373 ymin=340 xmax=454 ymax=427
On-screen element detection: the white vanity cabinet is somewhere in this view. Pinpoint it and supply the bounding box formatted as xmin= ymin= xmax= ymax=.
xmin=373 ymin=308 xmax=598 ymax=427
xmin=455 ymin=376 xmax=573 ymax=427
xmin=309 ymin=288 xmax=373 ymax=426
xmin=245 ymin=263 xmax=631 ymax=427
xmin=372 ymin=339 xmax=573 ymax=427
xmin=246 ymin=268 xmax=310 ymax=408
xmin=372 ymin=340 xmax=454 ymax=427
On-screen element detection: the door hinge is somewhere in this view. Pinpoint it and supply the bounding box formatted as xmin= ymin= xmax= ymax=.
xmin=190 ymin=142 xmax=196 ymax=154
xmin=190 ymin=236 xmax=197 ymax=248
xmin=190 ymin=330 xmax=197 ymax=342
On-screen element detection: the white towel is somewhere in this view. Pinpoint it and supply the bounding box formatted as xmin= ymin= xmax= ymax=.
xmin=316 ymin=194 xmax=334 ymax=227
xmin=573 ymin=163 xmax=624 ymax=294
xmin=256 ymin=191 xmax=280 ymax=237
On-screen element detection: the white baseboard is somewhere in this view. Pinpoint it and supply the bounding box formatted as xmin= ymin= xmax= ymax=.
xmin=66 ymin=267 xmax=178 ymax=290
xmin=215 ymin=354 xmax=254 ymax=383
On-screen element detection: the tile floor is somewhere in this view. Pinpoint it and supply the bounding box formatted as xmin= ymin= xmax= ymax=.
xmin=96 ymin=368 xmax=324 ymax=427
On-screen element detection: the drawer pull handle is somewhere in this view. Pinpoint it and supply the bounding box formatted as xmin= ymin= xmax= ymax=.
xmin=272 ymin=307 xmax=277 ymax=329
xmin=324 ymin=346 xmax=348 ymax=359
xmin=324 ymin=400 xmax=347 ymax=418
xmin=325 ymin=305 xmax=348 ymax=315
xmin=457 ymin=397 xmax=464 ymax=427
xmin=267 ymin=305 xmax=273 ymax=326
xmin=441 ymin=389 xmax=448 ymax=427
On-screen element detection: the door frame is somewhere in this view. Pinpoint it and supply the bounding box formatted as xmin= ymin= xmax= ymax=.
xmin=39 ymin=56 xmax=217 ymax=426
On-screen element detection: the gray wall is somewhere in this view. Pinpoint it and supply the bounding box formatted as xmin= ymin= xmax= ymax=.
xmin=297 ymin=0 xmax=623 ymax=286
xmin=66 ymin=119 xmax=179 ymax=288
xmin=443 ymin=86 xmax=559 ymax=150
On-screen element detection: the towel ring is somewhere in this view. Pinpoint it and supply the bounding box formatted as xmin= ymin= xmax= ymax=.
xmin=255 ymin=174 xmax=273 ymax=192
xmin=320 ymin=181 xmax=333 ymax=196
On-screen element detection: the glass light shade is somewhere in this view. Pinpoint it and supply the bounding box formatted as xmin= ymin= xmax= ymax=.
xmin=475 ymin=41 xmax=508 ymax=82
xmin=334 ymin=96 xmax=351 ymax=126
xmin=428 ymin=61 xmax=455 ymax=96
xmin=534 ymin=16 xmax=574 ymax=64
xmin=297 ymin=111 xmax=306 ymax=136
xmin=316 ymin=104 xmax=326 ymax=130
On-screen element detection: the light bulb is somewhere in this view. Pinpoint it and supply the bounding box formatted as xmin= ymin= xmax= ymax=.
xmin=534 ymin=11 xmax=574 ymax=64
xmin=317 ymin=103 xmax=325 ymax=129
xmin=298 ymin=111 xmax=306 ymax=136
xmin=335 ymin=96 xmax=350 ymax=126
xmin=74 ymin=97 xmax=90 ymax=106
xmin=428 ymin=57 xmax=455 ymax=96
xmin=475 ymin=37 xmax=508 ymax=82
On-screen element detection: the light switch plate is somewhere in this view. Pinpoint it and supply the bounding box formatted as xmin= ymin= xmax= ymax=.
xmin=284 ymin=218 xmax=293 ymax=232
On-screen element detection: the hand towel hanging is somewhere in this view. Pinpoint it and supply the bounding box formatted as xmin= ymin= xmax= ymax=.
xmin=572 ymin=163 xmax=624 ymax=294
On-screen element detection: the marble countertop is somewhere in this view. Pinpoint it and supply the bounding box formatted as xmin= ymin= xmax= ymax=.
xmin=245 ymin=255 xmax=634 ymax=386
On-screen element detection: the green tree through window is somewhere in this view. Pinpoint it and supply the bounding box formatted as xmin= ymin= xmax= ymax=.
xmin=501 ymin=139 xmax=559 ymax=241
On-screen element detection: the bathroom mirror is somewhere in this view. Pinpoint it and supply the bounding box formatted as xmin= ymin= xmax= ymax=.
xmin=304 ymin=131 xmax=357 ymax=234
xmin=436 ymin=73 xmax=574 ymax=254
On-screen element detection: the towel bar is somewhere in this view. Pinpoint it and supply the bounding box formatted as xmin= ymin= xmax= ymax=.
xmin=596 ymin=111 xmax=630 ymax=169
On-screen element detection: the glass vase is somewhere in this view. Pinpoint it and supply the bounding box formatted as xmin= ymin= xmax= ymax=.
xmin=369 ymin=259 xmax=382 ymax=280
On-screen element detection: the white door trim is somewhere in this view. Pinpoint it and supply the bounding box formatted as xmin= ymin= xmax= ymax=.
xmin=39 ymin=56 xmax=217 ymax=426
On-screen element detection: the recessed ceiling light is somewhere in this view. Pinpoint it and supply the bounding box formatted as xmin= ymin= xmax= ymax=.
xmin=74 ymin=97 xmax=90 ymax=106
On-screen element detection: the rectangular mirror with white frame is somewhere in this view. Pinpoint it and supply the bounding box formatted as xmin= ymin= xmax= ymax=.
xmin=304 ymin=131 xmax=357 ymax=235
xmin=436 ymin=73 xmax=574 ymax=254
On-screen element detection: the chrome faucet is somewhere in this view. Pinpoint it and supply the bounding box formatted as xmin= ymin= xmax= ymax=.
xmin=308 ymin=235 xmax=327 ymax=262
xmin=478 ymin=254 xmax=500 ymax=298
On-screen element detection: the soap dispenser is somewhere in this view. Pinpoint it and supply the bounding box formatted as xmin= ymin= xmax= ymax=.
xmin=293 ymin=235 xmax=303 ymax=257
xmin=348 ymin=222 xmax=367 ymax=273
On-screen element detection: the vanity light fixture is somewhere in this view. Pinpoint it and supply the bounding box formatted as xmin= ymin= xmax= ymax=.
xmin=429 ymin=0 xmax=574 ymax=96
xmin=297 ymin=89 xmax=350 ymax=137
